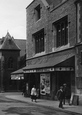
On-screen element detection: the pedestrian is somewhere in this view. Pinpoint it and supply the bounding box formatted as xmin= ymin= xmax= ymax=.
xmin=63 ymin=83 xmax=71 ymax=105
xmin=66 ymin=87 xmax=71 ymax=105
xmin=26 ymin=83 xmax=28 ymax=97
xmin=57 ymin=86 xmax=64 ymax=109
xmin=22 ymin=82 xmax=26 ymax=96
xmin=31 ymin=85 xmax=37 ymax=102
xmin=63 ymin=83 xmax=67 ymax=105
xmin=36 ymin=88 xmax=40 ymax=99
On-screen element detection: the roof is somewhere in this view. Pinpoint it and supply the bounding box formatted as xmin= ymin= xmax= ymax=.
xmin=26 ymin=0 xmax=65 ymax=10
xmin=11 ymin=68 xmax=23 ymax=75
xmin=0 ymin=33 xmax=26 ymax=57
xmin=0 ymin=32 xmax=20 ymax=51
xmin=26 ymin=0 xmax=52 ymax=9
xmin=15 ymin=39 xmax=26 ymax=57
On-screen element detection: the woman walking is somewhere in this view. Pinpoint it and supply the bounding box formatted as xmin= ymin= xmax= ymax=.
xmin=31 ymin=85 xmax=37 ymax=102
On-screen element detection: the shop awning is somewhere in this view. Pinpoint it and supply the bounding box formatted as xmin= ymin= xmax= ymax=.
xmin=23 ymin=52 xmax=75 ymax=71
xmin=11 ymin=68 xmax=24 ymax=80
xmin=11 ymin=68 xmax=23 ymax=75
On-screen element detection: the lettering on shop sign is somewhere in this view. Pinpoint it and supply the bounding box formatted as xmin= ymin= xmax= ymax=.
xmin=24 ymin=67 xmax=74 ymax=73
xmin=54 ymin=67 xmax=74 ymax=71
xmin=24 ymin=68 xmax=54 ymax=73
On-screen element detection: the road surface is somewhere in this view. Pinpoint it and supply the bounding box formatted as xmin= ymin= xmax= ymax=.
xmin=0 ymin=95 xmax=81 ymax=115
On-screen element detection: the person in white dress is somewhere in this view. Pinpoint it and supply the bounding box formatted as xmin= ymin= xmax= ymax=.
xmin=31 ymin=85 xmax=37 ymax=102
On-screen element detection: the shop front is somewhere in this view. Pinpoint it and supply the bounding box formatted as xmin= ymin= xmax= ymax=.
xmin=24 ymin=68 xmax=74 ymax=100
xmin=23 ymin=49 xmax=75 ymax=100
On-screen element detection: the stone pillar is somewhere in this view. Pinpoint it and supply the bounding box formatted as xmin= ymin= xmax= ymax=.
xmin=74 ymin=0 xmax=82 ymax=94
xmin=75 ymin=0 xmax=82 ymax=43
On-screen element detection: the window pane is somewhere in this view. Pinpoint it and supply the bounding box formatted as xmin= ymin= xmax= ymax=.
xmin=34 ymin=29 xmax=44 ymax=54
xmin=57 ymin=24 xmax=61 ymax=47
xmin=55 ymin=16 xmax=68 ymax=47
xmin=61 ymin=22 xmax=65 ymax=45
xmin=65 ymin=20 xmax=68 ymax=44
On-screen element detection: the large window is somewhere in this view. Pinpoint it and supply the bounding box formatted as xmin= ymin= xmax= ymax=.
xmin=54 ymin=16 xmax=68 ymax=47
xmin=35 ymin=5 xmax=41 ymax=21
xmin=34 ymin=29 xmax=44 ymax=54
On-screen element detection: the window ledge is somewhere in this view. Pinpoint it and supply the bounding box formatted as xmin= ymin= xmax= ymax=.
xmin=33 ymin=51 xmax=45 ymax=57
xmin=35 ymin=18 xmax=41 ymax=23
xmin=52 ymin=44 xmax=70 ymax=52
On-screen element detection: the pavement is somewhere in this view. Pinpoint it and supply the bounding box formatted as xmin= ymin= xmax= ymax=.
xmin=0 ymin=92 xmax=82 ymax=114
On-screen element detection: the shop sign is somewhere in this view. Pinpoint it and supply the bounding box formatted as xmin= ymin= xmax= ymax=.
xmin=24 ymin=70 xmax=36 ymax=73
xmin=40 ymin=73 xmax=50 ymax=95
xmin=24 ymin=67 xmax=74 ymax=73
xmin=24 ymin=68 xmax=54 ymax=73
xmin=36 ymin=68 xmax=54 ymax=72
xmin=54 ymin=67 xmax=74 ymax=71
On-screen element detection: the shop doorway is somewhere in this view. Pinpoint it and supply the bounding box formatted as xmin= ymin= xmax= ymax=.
xmin=30 ymin=74 xmax=36 ymax=90
xmin=29 ymin=73 xmax=40 ymax=91
xmin=57 ymin=71 xmax=71 ymax=90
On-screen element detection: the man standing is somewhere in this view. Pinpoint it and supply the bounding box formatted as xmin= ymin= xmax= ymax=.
xmin=63 ymin=84 xmax=71 ymax=105
xmin=57 ymin=86 xmax=64 ymax=109
xmin=63 ymin=83 xmax=67 ymax=105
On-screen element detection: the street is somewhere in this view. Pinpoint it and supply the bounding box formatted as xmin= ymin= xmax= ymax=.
xmin=0 ymin=95 xmax=81 ymax=115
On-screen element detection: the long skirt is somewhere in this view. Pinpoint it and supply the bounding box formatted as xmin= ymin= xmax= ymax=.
xmin=31 ymin=95 xmax=37 ymax=100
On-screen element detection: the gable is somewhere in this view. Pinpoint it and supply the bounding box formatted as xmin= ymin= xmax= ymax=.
xmin=26 ymin=0 xmax=50 ymax=9
xmin=26 ymin=0 xmax=65 ymax=10
xmin=0 ymin=32 xmax=20 ymax=51
xmin=1 ymin=38 xmax=20 ymax=50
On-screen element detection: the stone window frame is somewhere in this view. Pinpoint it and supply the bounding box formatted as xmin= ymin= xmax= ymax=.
xmin=33 ymin=29 xmax=44 ymax=54
xmin=53 ymin=16 xmax=68 ymax=48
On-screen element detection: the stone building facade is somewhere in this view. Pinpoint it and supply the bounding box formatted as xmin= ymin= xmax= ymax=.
xmin=23 ymin=0 xmax=82 ymax=99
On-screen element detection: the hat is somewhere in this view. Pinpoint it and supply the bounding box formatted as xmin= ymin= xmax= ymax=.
xmin=63 ymin=83 xmax=66 ymax=86
xmin=60 ymin=86 xmax=63 ymax=89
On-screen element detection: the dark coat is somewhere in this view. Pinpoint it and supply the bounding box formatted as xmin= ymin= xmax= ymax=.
xmin=63 ymin=86 xmax=71 ymax=99
xmin=57 ymin=89 xmax=64 ymax=100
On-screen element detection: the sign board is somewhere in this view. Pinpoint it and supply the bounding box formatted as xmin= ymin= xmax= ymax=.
xmin=40 ymin=73 xmax=50 ymax=95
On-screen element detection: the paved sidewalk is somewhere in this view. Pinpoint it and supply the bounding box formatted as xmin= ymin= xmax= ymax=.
xmin=1 ymin=92 xmax=82 ymax=114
